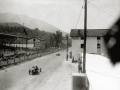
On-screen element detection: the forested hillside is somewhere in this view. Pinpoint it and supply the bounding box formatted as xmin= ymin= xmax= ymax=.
xmin=0 ymin=23 xmax=71 ymax=48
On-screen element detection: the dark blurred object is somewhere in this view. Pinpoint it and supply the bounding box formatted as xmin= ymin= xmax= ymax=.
xmin=56 ymin=53 xmax=60 ymax=56
xmin=104 ymin=18 xmax=120 ymax=64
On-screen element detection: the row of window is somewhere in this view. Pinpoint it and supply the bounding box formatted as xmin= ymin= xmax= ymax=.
xmin=81 ymin=37 xmax=101 ymax=40
xmin=81 ymin=44 xmax=101 ymax=48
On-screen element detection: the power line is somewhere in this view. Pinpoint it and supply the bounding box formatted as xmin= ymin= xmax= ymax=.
xmin=87 ymin=1 xmax=114 ymax=18
xmin=75 ymin=6 xmax=84 ymax=29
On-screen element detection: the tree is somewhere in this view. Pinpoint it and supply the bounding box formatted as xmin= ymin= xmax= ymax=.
xmin=49 ymin=34 xmax=54 ymax=47
xmin=65 ymin=34 xmax=72 ymax=47
xmin=55 ymin=30 xmax=62 ymax=47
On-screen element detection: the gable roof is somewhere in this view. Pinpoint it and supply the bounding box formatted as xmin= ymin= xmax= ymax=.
xmin=70 ymin=29 xmax=109 ymax=37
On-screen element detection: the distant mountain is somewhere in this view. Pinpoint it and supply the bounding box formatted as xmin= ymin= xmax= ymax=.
xmin=0 ymin=13 xmax=68 ymax=35
xmin=0 ymin=22 xmax=23 ymax=27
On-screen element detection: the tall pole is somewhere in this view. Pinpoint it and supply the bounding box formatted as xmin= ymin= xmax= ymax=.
xmin=22 ymin=37 xmax=23 ymax=51
xmin=25 ymin=29 xmax=27 ymax=54
xmin=66 ymin=34 xmax=68 ymax=60
xmin=83 ymin=0 xmax=87 ymax=73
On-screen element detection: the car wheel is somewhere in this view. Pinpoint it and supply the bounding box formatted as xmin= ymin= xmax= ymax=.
xmin=29 ymin=70 xmax=31 ymax=75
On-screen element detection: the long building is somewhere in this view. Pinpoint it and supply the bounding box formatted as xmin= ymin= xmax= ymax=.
xmin=70 ymin=29 xmax=109 ymax=61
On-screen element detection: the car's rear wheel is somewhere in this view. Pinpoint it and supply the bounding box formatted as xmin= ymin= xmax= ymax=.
xmin=29 ymin=70 xmax=31 ymax=75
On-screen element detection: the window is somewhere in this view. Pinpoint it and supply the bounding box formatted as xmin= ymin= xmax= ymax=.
xmin=97 ymin=37 xmax=101 ymax=40
xmin=97 ymin=44 xmax=101 ymax=48
xmin=81 ymin=37 xmax=84 ymax=40
xmin=33 ymin=39 xmax=36 ymax=41
xmin=81 ymin=44 xmax=84 ymax=48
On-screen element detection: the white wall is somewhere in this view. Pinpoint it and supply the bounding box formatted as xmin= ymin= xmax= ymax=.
xmin=11 ymin=44 xmax=34 ymax=48
xmin=72 ymin=37 xmax=83 ymax=60
xmin=71 ymin=36 xmax=109 ymax=61
xmin=72 ymin=37 xmax=101 ymax=60
xmin=100 ymin=37 xmax=108 ymax=57
xmin=28 ymin=38 xmax=41 ymax=43
xmin=86 ymin=37 xmax=97 ymax=54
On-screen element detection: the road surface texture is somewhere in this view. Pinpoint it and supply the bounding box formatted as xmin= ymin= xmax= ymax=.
xmin=0 ymin=50 xmax=120 ymax=90
xmin=35 ymin=58 xmax=77 ymax=90
xmin=35 ymin=53 xmax=120 ymax=90
xmin=0 ymin=50 xmax=77 ymax=90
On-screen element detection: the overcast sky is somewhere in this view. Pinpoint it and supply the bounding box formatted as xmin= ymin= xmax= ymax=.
xmin=0 ymin=0 xmax=119 ymax=32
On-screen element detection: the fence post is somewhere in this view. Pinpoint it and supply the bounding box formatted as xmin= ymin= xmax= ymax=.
xmin=7 ymin=58 xmax=9 ymax=66
xmin=14 ymin=57 xmax=15 ymax=64
xmin=19 ymin=56 xmax=20 ymax=63
xmin=0 ymin=60 xmax=1 ymax=67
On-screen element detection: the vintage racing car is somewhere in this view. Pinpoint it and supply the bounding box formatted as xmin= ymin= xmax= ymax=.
xmin=56 ymin=53 xmax=60 ymax=56
xmin=29 ymin=66 xmax=42 ymax=75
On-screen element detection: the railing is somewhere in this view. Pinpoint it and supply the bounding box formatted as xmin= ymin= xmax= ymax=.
xmin=0 ymin=48 xmax=62 ymax=69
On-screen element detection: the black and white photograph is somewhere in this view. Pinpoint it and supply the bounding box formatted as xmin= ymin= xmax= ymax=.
xmin=0 ymin=0 xmax=119 ymax=90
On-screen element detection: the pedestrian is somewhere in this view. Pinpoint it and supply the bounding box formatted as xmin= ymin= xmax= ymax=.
xmin=78 ymin=63 xmax=82 ymax=73
xmin=40 ymin=68 xmax=42 ymax=72
xmin=78 ymin=57 xmax=82 ymax=73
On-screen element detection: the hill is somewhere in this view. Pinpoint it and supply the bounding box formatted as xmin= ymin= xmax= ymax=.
xmin=0 ymin=13 xmax=68 ymax=35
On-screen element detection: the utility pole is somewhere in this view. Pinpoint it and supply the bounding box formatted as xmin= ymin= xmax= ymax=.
xmin=83 ymin=0 xmax=87 ymax=73
xmin=66 ymin=34 xmax=68 ymax=60
xmin=26 ymin=35 xmax=27 ymax=54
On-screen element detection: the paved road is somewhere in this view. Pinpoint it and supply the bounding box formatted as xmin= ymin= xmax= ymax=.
xmin=0 ymin=50 xmax=66 ymax=90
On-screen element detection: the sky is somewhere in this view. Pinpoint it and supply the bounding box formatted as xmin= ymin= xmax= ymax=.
xmin=0 ymin=0 xmax=119 ymax=33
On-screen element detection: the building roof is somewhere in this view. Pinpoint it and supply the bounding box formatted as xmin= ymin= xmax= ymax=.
xmin=70 ymin=29 xmax=109 ymax=37
xmin=0 ymin=33 xmax=24 ymax=38
xmin=28 ymin=37 xmax=46 ymax=41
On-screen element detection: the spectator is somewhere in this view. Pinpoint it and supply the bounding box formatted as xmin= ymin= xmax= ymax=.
xmin=78 ymin=62 xmax=82 ymax=73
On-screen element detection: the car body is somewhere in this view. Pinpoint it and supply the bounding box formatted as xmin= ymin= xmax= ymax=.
xmin=29 ymin=66 xmax=41 ymax=75
xmin=56 ymin=53 xmax=60 ymax=56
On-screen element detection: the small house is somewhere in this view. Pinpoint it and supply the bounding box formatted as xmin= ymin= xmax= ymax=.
xmin=27 ymin=37 xmax=46 ymax=49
